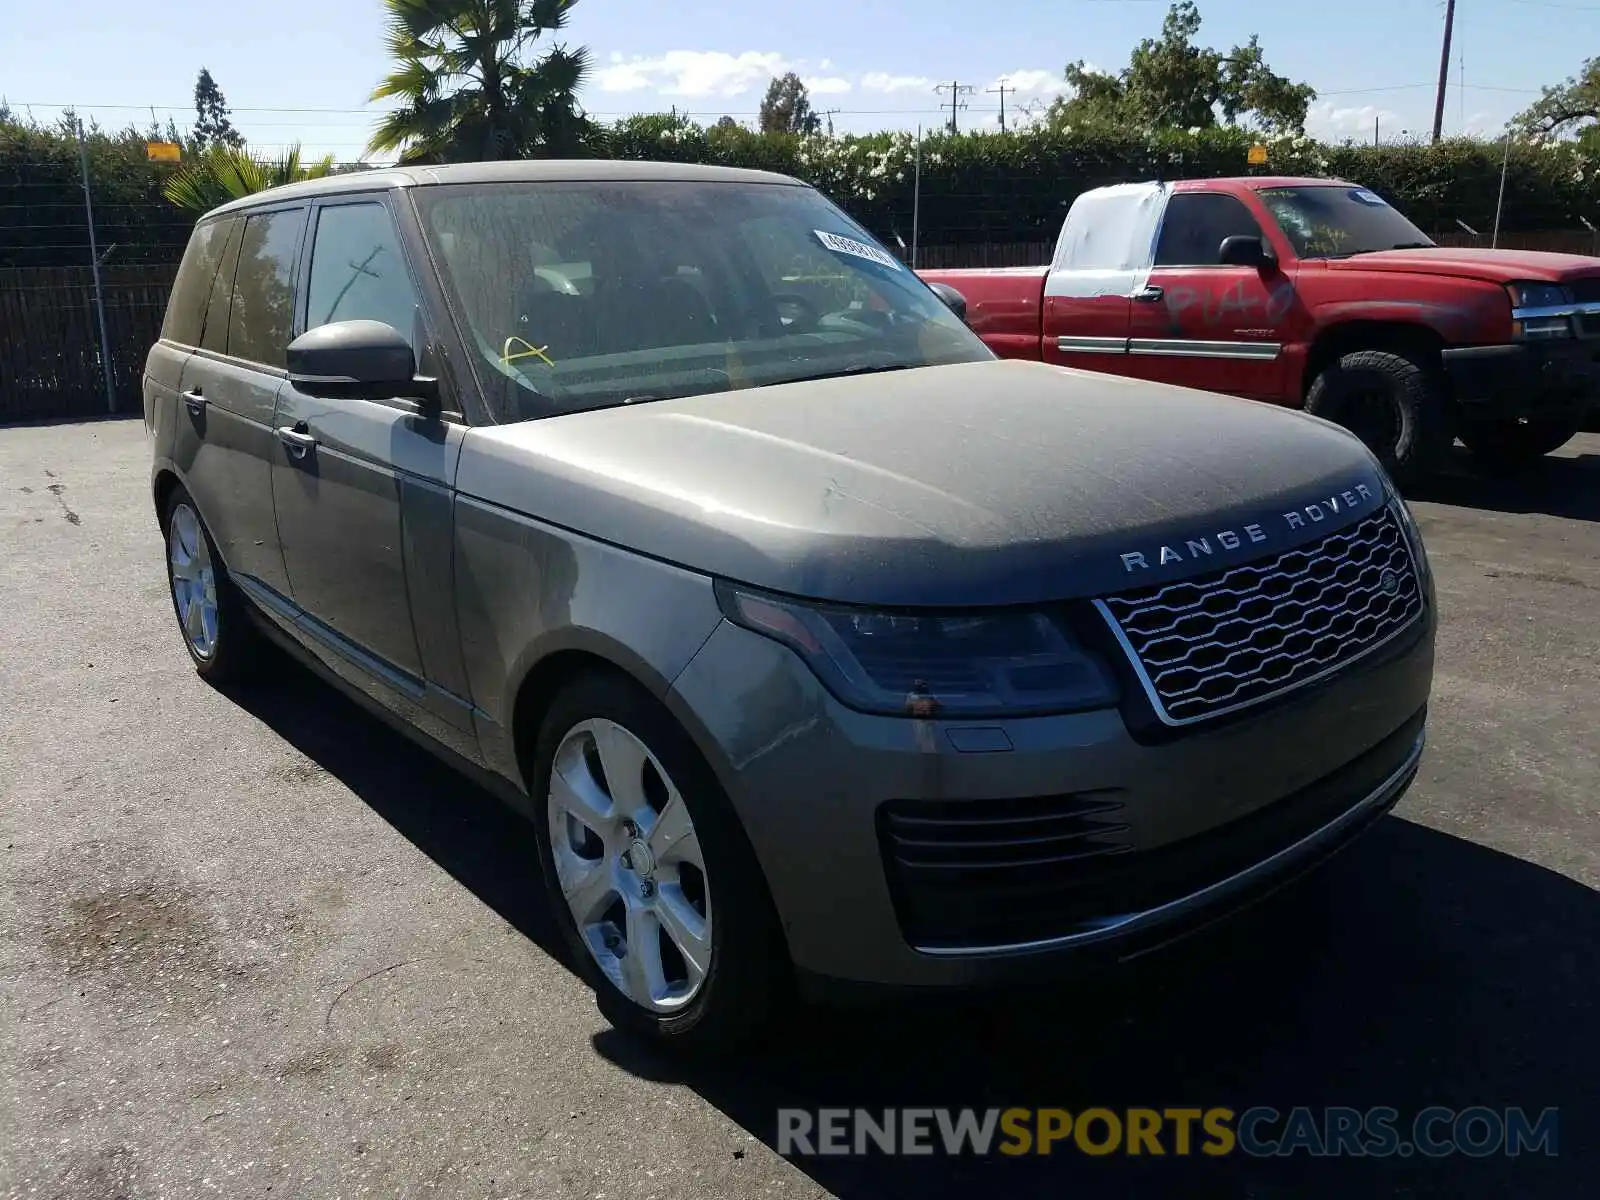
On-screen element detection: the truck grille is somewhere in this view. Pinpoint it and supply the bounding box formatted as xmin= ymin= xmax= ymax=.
xmin=1570 ymin=278 xmax=1600 ymax=305
xmin=1097 ymin=509 xmax=1423 ymax=727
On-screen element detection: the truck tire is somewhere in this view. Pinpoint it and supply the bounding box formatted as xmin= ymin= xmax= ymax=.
xmin=1304 ymin=349 xmax=1448 ymax=488
xmin=1458 ymin=415 xmax=1583 ymax=474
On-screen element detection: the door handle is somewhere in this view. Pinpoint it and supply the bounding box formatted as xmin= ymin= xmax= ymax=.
xmin=1133 ymin=285 xmax=1164 ymax=303
xmin=182 ymin=389 xmax=206 ymax=415
xmin=275 ymin=424 xmax=317 ymax=460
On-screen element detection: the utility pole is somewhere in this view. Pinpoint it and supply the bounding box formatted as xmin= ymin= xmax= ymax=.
xmin=821 ymin=108 xmax=840 ymax=137
xmin=76 ymin=118 xmax=117 ymax=415
xmin=934 ymin=80 xmax=975 ymax=135
xmin=1431 ymin=0 xmax=1456 ymax=144
xmin=987 ymin=79 xmax=1015 ymax=132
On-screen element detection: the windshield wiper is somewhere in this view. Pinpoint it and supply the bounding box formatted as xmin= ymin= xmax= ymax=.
xmin=779 ymin=362 xmax=921 ymax=387
xmin=1390 ymin=241 xmax=1434 ymax=250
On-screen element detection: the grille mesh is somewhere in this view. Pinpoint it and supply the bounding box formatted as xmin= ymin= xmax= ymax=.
xmin=1099 ymin=509 xmax=1423 ymax=726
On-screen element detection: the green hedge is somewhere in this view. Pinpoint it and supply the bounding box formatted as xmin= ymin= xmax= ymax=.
xmin=603 ymin=116 xmax=1600 ymax=249
xmin=4 ymin=114 xmax=1596 ymax=267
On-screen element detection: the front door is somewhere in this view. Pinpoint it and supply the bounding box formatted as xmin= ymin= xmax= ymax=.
xmin=1126 ymin=191 xmax=1297 ymax=401
xmin=271 ymin=196 xmax=461 ymax=722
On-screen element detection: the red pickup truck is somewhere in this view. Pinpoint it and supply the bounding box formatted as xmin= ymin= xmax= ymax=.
xmin=918 ymin=176 xmax=1600 ymax=482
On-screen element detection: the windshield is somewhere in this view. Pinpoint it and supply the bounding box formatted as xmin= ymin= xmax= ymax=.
xmin=1256 ymin=185 xmax=1436 ymax=259
xmin=411 ymin=180 xmax=992 ymax=420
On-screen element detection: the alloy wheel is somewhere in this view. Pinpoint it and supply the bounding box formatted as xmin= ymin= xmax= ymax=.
xmin=168 ymin=502 xmax=219 ymax=660
xmin=547 ymin=718 xmax=713 ymax=1013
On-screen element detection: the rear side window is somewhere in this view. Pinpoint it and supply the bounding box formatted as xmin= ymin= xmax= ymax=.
xmin=305 ymin=202 xmax=421 ymax=346
xmin=227 ymin=207 xmax=308 ymax=368
xmin=161 ymin=221 xmax=227 ymax=346
xmin=1154 ymin=193 xmax=1265 ymax=267
xmin=199 ymin=217 xmax=245 ymax=354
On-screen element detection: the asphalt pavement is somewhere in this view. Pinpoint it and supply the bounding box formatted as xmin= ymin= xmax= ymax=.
xmin=2 ymin=418 xmax=1596 ymax=1199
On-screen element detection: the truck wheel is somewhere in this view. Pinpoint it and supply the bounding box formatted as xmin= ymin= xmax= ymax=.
xmin=1305 ymin=349 xmax=1448 ymax=488
xmin=1458 ymin=415 xmax=1583 ymax=474
xmin=526 ymin=670 xmax=792 ymax=1056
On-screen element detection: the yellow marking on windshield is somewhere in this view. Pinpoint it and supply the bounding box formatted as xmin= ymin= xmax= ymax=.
xmin=501 ymin=335 xmax=555 ymax=367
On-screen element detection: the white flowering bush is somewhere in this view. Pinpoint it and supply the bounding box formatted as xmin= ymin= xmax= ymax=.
xmin=595 ymin=116 xmax=1598 ymax=248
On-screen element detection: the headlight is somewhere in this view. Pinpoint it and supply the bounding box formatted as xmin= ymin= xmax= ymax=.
xmin=1507 ymin=281 xmax=1574 ymax=340
xmin=1506 ymin=281 xmax=1570 ymax=309
xmin=716 ymin=582 xmax=1120 ymax=718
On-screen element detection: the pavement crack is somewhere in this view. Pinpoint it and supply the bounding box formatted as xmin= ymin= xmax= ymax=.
xmin=324 ymin=959 xmax=419 ymax=1032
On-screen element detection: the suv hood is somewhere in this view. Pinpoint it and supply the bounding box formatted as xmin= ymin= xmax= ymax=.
xmin=457 ymin=359 xmax=1390 ymax=607
xmin=1329 ymin=247 xmax=1600 ymax=285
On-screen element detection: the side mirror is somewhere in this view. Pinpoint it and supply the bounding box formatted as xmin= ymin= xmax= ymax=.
xmin=927 ymin=281 xmax=969 ymax=323
xmin=287 ymin=319 xmax=439 ymax=410
xmin=1218 ymin=235 xmax=1276 ymax=270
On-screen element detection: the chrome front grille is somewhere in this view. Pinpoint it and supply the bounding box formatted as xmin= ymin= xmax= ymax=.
xmin=1097 ymin=509 xmax=1424 ymax=727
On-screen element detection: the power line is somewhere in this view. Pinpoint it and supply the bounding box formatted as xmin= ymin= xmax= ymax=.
xmin=934 ymin=81 xmax=977 ymax=134
xmin=987 ymin=79 xmax=1017 ymax=132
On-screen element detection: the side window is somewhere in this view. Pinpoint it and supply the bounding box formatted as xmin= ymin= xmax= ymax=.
xmin=198 ymin=217 xmax=244 ymax=354
xmin=1153 ymin=194 xmax=1265 ymax=267
xmin=305 ymin=202 xmax=421 ymax=345
xmin=162 ymin=220 xmax=225 ymax=346
xmin=227 ymin=208 xmax=307 ymax=368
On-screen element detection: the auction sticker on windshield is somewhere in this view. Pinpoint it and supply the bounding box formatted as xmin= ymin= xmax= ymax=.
xmin=1349 ymin=189 xmax=1389 ymax=206
xmin=815 ymin=230 xmax=904 ymax=271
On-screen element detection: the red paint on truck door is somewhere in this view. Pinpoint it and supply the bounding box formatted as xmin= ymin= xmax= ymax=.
xmin=1126 ymin=191 xmax=1296 ymax=401
xmin=1043 ymin=288 xmax=1134 ymax=376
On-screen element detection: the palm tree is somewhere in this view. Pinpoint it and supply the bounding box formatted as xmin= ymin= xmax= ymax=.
xmin=163 ymin=143 xmax=337 ymax=214
xmin=367 ymin=0 xmax=593 ymax=163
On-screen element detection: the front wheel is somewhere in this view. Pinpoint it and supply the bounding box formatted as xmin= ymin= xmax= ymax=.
xmin=1459 ymin=414 xmax=1584 ymax=474
xmin=1304 ymin=349 xmax=1449 ymax=488
xmin=527 ymin=671 xmax=791 ymax=1054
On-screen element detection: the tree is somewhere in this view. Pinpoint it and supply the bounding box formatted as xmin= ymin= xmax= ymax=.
xmin=1048 ymin=2 xmax=1314 ymax=133
xmin=367 ymin=0 xmax=594 ymax=163
xmin=162 ymin=143 xmax=335 ymax=214
xmin=759 ymin=73 xmax=820 ymax=135
xmin=192 ymin=68 xmax=245 ymax=150
xmin=1512 ymin=57 xmax=1600 ymax=142
xmin=713 ymin=115 xmax=740 ymax=131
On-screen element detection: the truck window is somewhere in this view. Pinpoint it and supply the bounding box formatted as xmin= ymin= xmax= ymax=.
xmin=1257 ymin=186 xmax=1435 ymax=258
xmin=305 ymin=202 xmax=421 ymax=347
xmin=226 ymin=207 xmax=308 ymax=368
xmin=1153 ymin=193 xmax=1265 ymax=267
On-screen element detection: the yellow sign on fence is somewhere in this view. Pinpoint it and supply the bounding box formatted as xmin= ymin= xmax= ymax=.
xmin=146 ymin=141 xmax=182 ymax=163
xmin=1247 ymin=144 xmax=1269 ymax=166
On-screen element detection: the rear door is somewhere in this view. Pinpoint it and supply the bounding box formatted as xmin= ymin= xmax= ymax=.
xmin=170 ymin=211 xmax=297 ymax=599
xmin=1125 ymin=191 xmax=1294 ymax=400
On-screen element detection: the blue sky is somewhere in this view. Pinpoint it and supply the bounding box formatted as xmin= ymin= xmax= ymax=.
xmin=1 ymin=0 xmax=1594 ymax=160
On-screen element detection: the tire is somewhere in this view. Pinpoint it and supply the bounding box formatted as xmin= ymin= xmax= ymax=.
xmin=161 ymin=484 xmax=263 ymax=683
xmin=1304 ymin=348 xmax=1449 ymax=488
xmin=1458 ymin=414 xmax=1584 ymax=474
xmin=527 ymin=671 xmax=791 ymax=1054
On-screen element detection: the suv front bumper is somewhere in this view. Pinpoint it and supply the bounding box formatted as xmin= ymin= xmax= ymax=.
xmin=667 ymin=599 xmax=1435 ymax=997
xmin=1442 ymin=339 xmax=1600 ymax=420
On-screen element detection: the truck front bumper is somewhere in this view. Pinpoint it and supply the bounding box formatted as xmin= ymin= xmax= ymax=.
xmin=1442 ymin=339 xmax=1600 ymax=420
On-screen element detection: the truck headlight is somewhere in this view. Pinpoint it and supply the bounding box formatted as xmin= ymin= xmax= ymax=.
xmin=716 ymin=582 xmax=1120 ymax=718
xmin=1508 ymin=280 xmax=1575 ymax=340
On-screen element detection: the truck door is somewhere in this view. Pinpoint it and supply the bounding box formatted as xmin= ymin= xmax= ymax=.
xmin=1126 ymin=191 xmax=1295 ymax=401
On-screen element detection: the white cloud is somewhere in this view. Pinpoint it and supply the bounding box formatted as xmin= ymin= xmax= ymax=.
xmin=805 ymin=76 xmax=852 ymax=95
xmin=595 ymin=51 xmax=789 ymax=97
xmin=1304 ymin=101 xmax=1402 ymax=142
xmin=992 ymin=69 xmax=1066 ymax=96
xmin=861 ymin=72 xmax=935 ymax=94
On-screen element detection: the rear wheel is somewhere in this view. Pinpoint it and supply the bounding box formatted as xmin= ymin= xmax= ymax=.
xmin=527 ymin=671 xmax=791 ymax=1054
xmin=1458 ymin=414 xmax=1584 ymax=474
xmin=1305 ymin=348 xmax=1448 ymax=488
xmin=162 ymin=485 xmax=263 ymax=683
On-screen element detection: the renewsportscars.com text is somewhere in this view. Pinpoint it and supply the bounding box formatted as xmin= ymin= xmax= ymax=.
xmin=777 ymin=1106 xmax=1559 ymax=1159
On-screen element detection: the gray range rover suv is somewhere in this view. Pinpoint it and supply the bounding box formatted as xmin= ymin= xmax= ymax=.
xmin=145 ymin=161 xmax=1436 ymax=1052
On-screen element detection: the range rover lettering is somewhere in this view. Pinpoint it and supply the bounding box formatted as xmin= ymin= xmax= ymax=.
xmin=144 ymin=161 xmax=1436 ymax=1053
